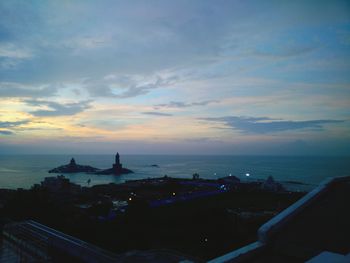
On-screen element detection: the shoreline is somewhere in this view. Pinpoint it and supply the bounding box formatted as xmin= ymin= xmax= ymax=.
xmin=1 ymin=155 xmax=346 ymax=190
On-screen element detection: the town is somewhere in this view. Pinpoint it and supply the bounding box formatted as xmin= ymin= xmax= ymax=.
xmin=0 ymin=172 xmax=304 ymax=261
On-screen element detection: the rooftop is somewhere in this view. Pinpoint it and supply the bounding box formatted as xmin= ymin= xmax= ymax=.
xmin=210 ymin=176 xmax=350 ymax=263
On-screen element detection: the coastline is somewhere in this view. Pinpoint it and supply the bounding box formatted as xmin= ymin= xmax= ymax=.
xmin=1 ymin=155 xmax=348 ymax=190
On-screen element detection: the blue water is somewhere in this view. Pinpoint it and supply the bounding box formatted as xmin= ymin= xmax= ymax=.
xmin=0 ymin=155 xmax=349 ymax=190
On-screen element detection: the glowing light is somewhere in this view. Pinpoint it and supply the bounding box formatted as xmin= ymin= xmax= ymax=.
xmin=128 ymin=197 xmax=132 ymax=201
xmin=229 ymin=173 xmax=232 ymax=176
xmin=246 ymin=173 xmax=250 ymax=177
xmin=172 ymin=192 xmax=176 ymax=196
xmin=204 ymin=238 xmax=208 ymax=242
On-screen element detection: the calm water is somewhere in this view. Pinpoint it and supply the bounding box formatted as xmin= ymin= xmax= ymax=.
xmin=0 ymin=155 xmax=349 ymax=190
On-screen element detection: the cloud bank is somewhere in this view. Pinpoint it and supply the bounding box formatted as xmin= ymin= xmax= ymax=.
xmin=0 ymin=120 xmax=29 ymax=128
xmin=202 ymin=116 xmax=345 ymax=134
xmin=0 ymin=130 xmax=13 ymax=135
xmin=24 ymin=100 xmax=92 ymax=117
xmin=155 ymin=100 xmax=218 ymax=109
xmin=142 ymin=112 xmax=173 ymax=117
xmin=0 ymin=82 xmax=57 ymax=98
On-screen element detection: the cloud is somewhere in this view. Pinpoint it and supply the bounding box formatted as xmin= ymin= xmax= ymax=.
xmin=24 ymin=100 xmax=92 ymax=117
xmin=116 ymin=85 xmax=154 ymax=98
xmin=0 ymin=43 xmax=33 ymax=69
xmin=0 ymin=1 xmax=349 ymax=84
xmin=250 ymin=45 xmax=319 ymax=59
xmin=83 ymin=74 xmax=178 ymax=99
xmin=0 ymin=43 xmax=33 ymax=59
xmin=0 ymin=130 xmax=13 ymax=135
xmin=0 ymin=120 xmax=29 ymax=135
xmin=142 ymin=111 xmax=173 ymax=117
xmin=155 ymin=100 xmax=219 ymax=109
xmin=0 ymin=120 xmax=30 ymax=128
xmin=202 ymin=116 xmax=345 ymax=134
xmin=0 ymin=82 xmax=58 ymax=98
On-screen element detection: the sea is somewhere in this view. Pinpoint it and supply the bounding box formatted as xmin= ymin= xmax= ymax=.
xmin=0 ymin=155 xmax=349 ymax=191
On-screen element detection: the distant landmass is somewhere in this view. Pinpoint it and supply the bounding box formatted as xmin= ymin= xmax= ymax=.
xmin=48 ymin=158 xmax=99 ymax=173
xmin=48 ymin=153 xmax=133 ymax=175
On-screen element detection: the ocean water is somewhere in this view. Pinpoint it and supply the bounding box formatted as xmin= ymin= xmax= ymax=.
xmin=0 ymin=155 xmax=349 ymax=190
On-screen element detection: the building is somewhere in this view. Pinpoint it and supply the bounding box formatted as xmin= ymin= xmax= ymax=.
xmin=1 ymin=220 xmax=119 ymax=262
xmin=1 ymin=220 xmax=194 ymax=263
xmin=41 ymin=175 xmax=81 ymax=194
xmin=209 ymin=176 xmax=350 ymax=263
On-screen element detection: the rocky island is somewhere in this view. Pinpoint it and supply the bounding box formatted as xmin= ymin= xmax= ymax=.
xmin=95 ymin=153 xmax=133 ymax=175
xmin=48 ymin=158 xmax=99 ymax=173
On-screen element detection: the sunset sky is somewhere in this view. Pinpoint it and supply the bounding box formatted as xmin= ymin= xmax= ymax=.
xmin=0 ymin=1 xmax=349 ymax=155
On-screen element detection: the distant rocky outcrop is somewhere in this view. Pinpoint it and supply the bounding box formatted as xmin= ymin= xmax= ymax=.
xmin=48 ymin=158 xmax=99 ymax=174
xmin=95 ymin=153 xmax=133 ymax=175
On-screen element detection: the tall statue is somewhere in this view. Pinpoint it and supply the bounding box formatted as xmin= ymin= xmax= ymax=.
xmin=94 ymin=153 xmax=133 ymax=175
xmin=115 ymin=152 xmax=120 ymax=165
xmin=70 ymin=158 xmax=76 ymax=166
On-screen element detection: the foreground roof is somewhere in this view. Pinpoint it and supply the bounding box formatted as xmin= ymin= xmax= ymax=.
xmin=210 ymin=176 xmax=350 ymax=263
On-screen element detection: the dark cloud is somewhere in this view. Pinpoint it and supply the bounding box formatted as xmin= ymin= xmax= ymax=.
xmin=0 ymin=82 xmax=57 ymax=98
xmin=202 ymin=116 xmax=344 ymax=134
xmin=142 ymin=112 xmax=173 ymax=117
xmin=155 ymin=100 xmax=218 ymax=109
xmin=24 ymin=100 xmax=92 ymax=117
xmin=117 ymin=85 xmax=154 ymax=98
xmin=182 ymin=137 xmax=218 ymax=143
xmin=0 ymin=130 xmax=14 ymax=135
xmin=0 ymin=120 xmax=29 ymax=135
xmin=0 ymin=120 xmax=29 ymax=128
xmin=0 ymin=1 xmax=348 ymax=85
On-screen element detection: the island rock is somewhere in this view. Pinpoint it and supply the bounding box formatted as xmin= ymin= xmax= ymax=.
xmin=49 ymin=158 xmax=99 ymax=173
xmin=95 ymin=153 xmax=133 ymax=175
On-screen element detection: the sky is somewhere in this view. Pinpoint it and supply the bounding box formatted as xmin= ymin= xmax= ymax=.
xmin=0 ymin=0 xmax=350 ymax=155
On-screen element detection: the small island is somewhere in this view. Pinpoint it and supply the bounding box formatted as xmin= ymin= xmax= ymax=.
xmin=48 ymin=158 xmax=99 ymax=173
xmin=95 ymin=153 xmax=133 ymax=175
